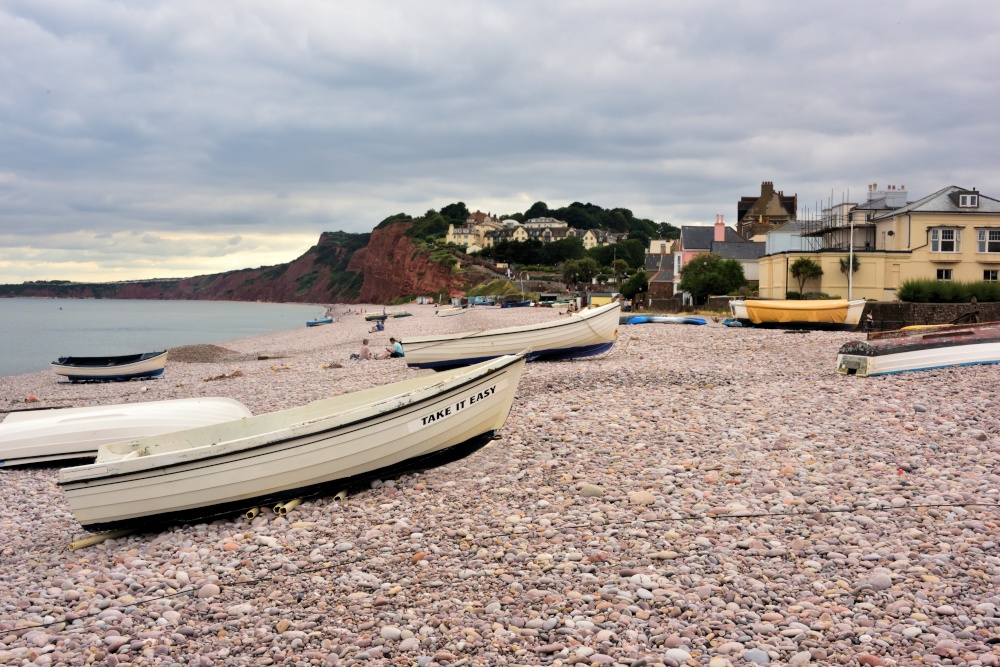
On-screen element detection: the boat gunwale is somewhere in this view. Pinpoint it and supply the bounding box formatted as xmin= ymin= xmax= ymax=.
xmin=51 ymin=350 xmax=167 ymax=368
xmin=404 ymin=302 xmax=619 ymax=346
xmin=58 ymin=353 xmax=526 ymax=487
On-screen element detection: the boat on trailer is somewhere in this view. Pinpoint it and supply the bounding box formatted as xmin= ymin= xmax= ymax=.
xmin=58 ymin=352 xmax=528 ymax=532
xmin=0 ymin=397 xmax=253 ymax=467
xmin=836 ymin=321 xmax=1000 ymax=377
xmin=403 ymin=301 xmax=620 ymax=371
xmin=729 ymin=299 xmax=866 ymax=330
xmin=51 ymin=351 xmax=168 ymax=382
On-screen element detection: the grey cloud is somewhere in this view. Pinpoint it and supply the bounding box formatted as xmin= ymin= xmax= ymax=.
xmin=1 ymin=0 xmax=999 ymax=283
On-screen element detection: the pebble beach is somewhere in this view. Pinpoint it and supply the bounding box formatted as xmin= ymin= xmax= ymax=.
xmin=1 ymin=303 xmax=999 ymax=667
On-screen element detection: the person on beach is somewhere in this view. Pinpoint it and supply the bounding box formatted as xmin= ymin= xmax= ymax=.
xmin=350 ymin=339 xmax=373 ymax=360
xmin=377 ymin=337 xmax=404 ymax=359
xmin=369 ymin=320 xmax=384 ymax=333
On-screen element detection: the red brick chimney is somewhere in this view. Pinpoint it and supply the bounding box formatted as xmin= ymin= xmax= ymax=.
xmin=714 ymin=214 xmax=726 ymax=242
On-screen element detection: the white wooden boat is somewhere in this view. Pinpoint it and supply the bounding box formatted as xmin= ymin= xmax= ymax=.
xmin=404 ymin=301 xmax=620 ymax=371
xmin=729 ymin=299 xmax=866 ymax=330
xmin=51 ymin=351 xmax=168 ymax=382
xmin=836 ymin=321 xmax=1000 ymax=377
xmin=0 ymin=398 xmax=253 ymax=467
xmin=59 ymin=352 xmax=528 ymax=531
xmin=435 ymin=307 xmax=466 ymax=317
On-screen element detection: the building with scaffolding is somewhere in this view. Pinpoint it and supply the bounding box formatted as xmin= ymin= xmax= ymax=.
xmin=757 ymin=184 xmax=1000 ymax=300
xmin=800 ymin=184 xmax=910 ymax=251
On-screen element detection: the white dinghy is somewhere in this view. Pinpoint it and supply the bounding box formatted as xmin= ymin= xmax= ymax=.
xmin=404 ymin=301 xmax=620 ymax=371
xmin=59 ymin=352 xmax=528 ymax=532
xmin=0 ymin=397 xmax=253 ymax=467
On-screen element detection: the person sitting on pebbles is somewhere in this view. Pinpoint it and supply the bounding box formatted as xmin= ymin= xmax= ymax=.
xmin=377 ymin=337 xmax=404 ymax=359
xmin=349 ymin=338 xmax=372 ymax=361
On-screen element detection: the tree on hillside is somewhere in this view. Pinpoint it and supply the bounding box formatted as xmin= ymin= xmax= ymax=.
xmin=523 ymin=201 xmax=551 ymax=219
xmin=439 ymin=202 xmax=471 ymax=224
xmin=406 ymin=211 xmax=450 ymax=242
xmin=621 ymin=269 xmax=649 ymax=301
xmin=658 ymin=222 xmax=681 ymax=239
xmin=541 ymin=237 xmax=586 ymax=264
xmin=588 ymin=239 xmax=645 ymax=270
xmin=563 ymin=257 xmax=599 ymax=288
xmin=790 ymin=257 xmax=824 ymax=294
xmin=678 ymin=253 xmax=747 ymax=305
xmin=611 ymin=259 xmax=630 ymax=284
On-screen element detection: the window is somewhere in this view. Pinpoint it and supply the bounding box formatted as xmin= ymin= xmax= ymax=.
xmin=937 ymin=269 xmax=953 ymax=281
xmin=985 ymin=270 xmax=999 ymax=282
xmin=930 ymin=229 xmax=961 ymax=252
xmin=960 ymin=194 xmax=979 ymax=208
xmin=978 ymin=229 xmax=1000 ymax=253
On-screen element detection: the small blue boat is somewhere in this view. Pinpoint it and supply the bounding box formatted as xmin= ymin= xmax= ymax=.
xmin=306 ymin=317 xmax=334 ymax=327
xmin=625 ymin=315 xmax=707 ymax=326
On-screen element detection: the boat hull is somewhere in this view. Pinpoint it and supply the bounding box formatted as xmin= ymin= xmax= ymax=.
xmin=836 ymin=322 xmax=1000 ymax=377
xmin=625 ymin=315 xmax=707 ymax=325
xmin=51 ymin=351 xmax=167 ymax=382
xmin=0 ymin=398 xmax=253 ymax=467
xmin=729 ymin=299 xmax=865 ymax=330
xmin=58 ymin=353 xmax=527 ymax=531
xmin=306 ymin=317 xmax=333 ymax=327
xmin=403 ymin=302 xmax=621 ymax=371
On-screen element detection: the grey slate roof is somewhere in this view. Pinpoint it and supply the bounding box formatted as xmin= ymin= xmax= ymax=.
xmin=645 ymin=253 xmax=673 ymax=272
xmin=872 ymin=186 xmax=1000 ymax=219
xmin=712 ymin=241 xmax=766 ymax=260
xmin=650 ymin=268 xmax=674 ymax=282
xmin=681 ymin=225 xmax=746 ymax=250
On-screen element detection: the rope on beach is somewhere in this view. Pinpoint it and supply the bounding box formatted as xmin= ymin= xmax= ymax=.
xmin=9 ymin=499 xmax=999 ymax=633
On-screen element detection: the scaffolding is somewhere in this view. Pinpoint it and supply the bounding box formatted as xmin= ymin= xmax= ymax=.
xmin=799 ymin=184 xmax=907 ymax=251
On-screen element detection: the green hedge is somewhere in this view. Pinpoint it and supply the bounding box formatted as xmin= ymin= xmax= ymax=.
xmin=898 ymin=279 xmax=1000 ymax=302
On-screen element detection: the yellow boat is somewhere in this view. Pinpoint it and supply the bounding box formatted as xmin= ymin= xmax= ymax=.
xmin=729 ymin=299 xmax=866 ymax=329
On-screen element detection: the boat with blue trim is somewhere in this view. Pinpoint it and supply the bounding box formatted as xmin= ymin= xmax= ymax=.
xmin=402 ymin=301 xmax=620 ymax=371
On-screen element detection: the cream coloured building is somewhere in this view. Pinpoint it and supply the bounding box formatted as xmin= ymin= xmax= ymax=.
xmin=446 ymin=211 xmax=504 ymax=249
xmin=757 ymin=185 xmax=1000 ymax=300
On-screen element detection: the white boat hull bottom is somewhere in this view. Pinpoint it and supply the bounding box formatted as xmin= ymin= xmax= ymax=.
xmin=0 ymin=397 xmax=253 ymax=467
xmin=837 ymin=341 xmax=1000 ymax=377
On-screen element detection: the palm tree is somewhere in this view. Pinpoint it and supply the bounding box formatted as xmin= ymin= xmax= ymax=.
xmin=790 ymin=257 xmax=823 ymax=295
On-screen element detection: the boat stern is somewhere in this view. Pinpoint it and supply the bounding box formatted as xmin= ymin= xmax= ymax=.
xmin=835 ymin=340 xmax=876 ymax=376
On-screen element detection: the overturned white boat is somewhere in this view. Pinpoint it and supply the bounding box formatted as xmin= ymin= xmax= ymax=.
xmin=404 ymin=301 xmax=620 ymax=371
xmin=836 ymin=321 xmax=1000 ymax=377
xmin=0 ymin=397 xmax=253 ymax=467
xmin=59 ymin=352 xmax=528 ymax=532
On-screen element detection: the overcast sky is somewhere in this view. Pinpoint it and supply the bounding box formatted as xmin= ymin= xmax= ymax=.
xmin=2 ymin=1 xmax=999 ymax=283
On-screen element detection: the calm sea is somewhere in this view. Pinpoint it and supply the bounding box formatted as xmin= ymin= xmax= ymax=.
xmin=0 ymin=298 xmax=326 ymax=378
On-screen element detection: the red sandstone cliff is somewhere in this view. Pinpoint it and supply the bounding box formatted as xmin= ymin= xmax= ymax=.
xmin=1 ymin=223 xmax=488 ymax=304
xmin=351 ymin=222 xmax=465 ymax=303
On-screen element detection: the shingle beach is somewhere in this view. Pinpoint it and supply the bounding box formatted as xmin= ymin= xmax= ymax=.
xmin=1 ymin=304 xmax=999 ymax=667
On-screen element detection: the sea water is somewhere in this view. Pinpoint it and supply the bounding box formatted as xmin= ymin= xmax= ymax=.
xmin=0 ymin=298 xmax=326 ymax=378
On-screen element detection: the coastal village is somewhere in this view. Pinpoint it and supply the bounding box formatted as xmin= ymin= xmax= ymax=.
xmin=445 ymin=181 xmax=1000 ymax=317
xmin=1 ymin=182 xmax=1000 ymax=666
